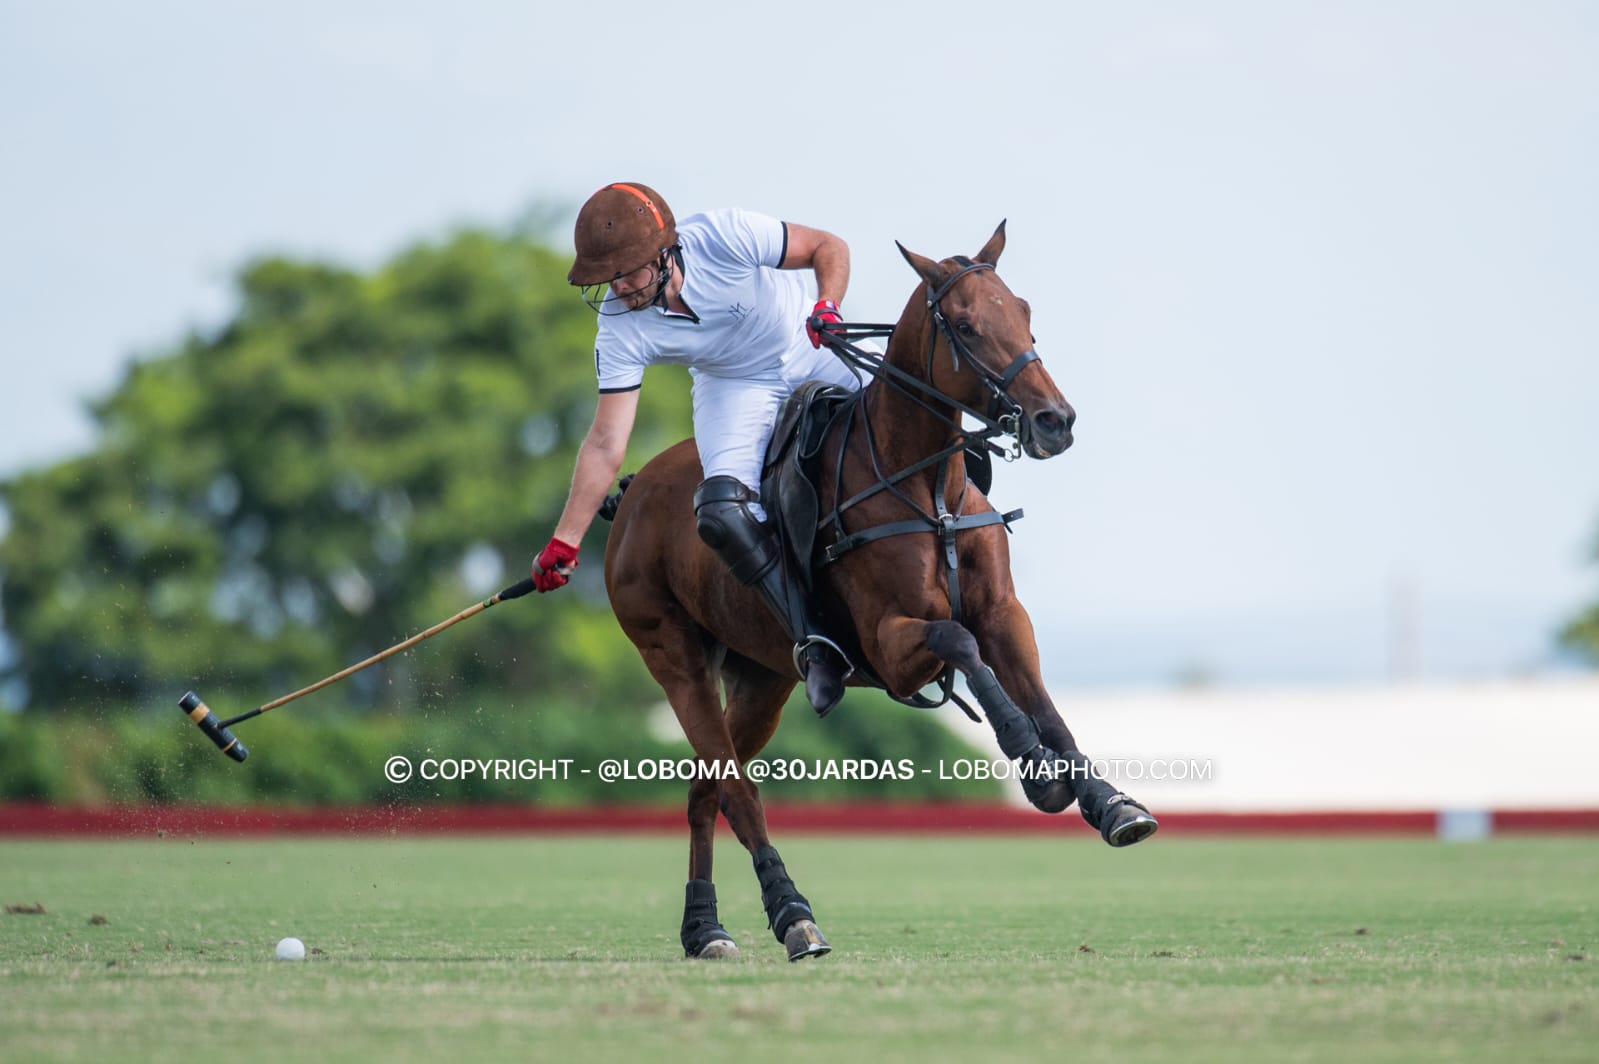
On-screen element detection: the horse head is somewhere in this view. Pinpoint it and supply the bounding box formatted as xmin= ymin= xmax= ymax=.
xmin=895 ymin=222 xmax=1075 ymax=458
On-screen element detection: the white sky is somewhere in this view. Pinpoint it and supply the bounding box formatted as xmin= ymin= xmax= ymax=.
xmin=2 ymin=1 xmax=1596 ymax=688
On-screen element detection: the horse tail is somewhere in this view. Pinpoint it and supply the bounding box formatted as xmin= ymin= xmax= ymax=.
xmin=597 ymin=474 xmax=635 ymax=522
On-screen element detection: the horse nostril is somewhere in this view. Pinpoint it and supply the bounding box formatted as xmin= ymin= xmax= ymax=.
xmin=1034 ymin=410 xmax=1066 ymax=438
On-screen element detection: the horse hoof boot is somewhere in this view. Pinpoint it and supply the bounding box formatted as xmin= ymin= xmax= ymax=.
xmin=783 ymin=919 xmax=831 ymax=962
xmin=1104 ymin=797 xmax=1159 ymax=847
xmin=693 ymin=937 xmax=740 ymax=960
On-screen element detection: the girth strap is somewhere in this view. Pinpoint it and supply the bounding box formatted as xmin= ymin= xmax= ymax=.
xmin=822 ymin=507 xmax=1022 ymax=564
xmin=819 ymin=447 xmax=1022 ymax=722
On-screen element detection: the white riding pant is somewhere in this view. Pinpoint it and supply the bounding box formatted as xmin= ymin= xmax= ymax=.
xmin=691 ymin=343 xmax=863 ymax=521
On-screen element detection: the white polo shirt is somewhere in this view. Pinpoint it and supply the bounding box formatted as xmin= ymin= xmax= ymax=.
xmin=593 ymin=208 xmax=814 ymax=392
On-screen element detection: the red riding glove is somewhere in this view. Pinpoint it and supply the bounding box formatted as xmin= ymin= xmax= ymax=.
xmin=806 ymin=299 xmax=842 ymax=349
xmin=532 ymin=537 xmax=580 ymax=592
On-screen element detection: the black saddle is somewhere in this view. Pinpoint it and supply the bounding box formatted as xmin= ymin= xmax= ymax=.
xmin=760 ymin=381 xmax=857 ymax=590
xmin=755 ymin=380 xmax=1007 ymax=718
xmin=759 ymin=381 xmax=995 ymax=588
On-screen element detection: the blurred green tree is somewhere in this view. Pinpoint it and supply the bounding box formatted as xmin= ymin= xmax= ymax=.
xmin=0 ymin=227 xmax=692 ymax=713
xmin=1560 ymin=525 xmax=1599 ymax=661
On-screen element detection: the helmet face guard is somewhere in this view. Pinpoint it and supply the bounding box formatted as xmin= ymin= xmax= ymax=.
xmin=569 ymin=183 xmax=678 ymax=312
xmin=579 ymin=247 xmax=676 ymax=315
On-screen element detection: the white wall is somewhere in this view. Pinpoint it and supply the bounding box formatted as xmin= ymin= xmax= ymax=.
xmin=942 ymin=677 xmax=1599 ymax=811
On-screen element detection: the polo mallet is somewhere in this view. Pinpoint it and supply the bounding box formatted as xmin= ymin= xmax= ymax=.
xmin=179 ymin=575 xmax=538 ymax=761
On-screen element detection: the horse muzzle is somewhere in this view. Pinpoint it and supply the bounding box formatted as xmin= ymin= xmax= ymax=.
xmin=1023 ymin=404 xmax=1075 ymax=458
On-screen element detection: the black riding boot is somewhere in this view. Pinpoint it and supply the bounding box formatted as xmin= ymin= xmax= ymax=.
xmin=694 ymin=476 xmax=851 ymax=716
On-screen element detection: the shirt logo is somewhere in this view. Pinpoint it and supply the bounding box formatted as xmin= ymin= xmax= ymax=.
xmin=728 ymin=301 xmax=752 ymax=322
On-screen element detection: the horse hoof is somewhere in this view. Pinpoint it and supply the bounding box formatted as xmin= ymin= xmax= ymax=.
xmin=783 ymin=919 xmax=831 ymax=962
xmin=693 ymin=937 xmax=740 ymax=960
xmin=1104 ymin=801 xmax=1159 ymax=848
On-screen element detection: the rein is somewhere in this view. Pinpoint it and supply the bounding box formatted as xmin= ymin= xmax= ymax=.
xmin=809 ymin=263 xmax=1036 ymax=714
xmin=819 ymin=260 xmax=1042 ymax=463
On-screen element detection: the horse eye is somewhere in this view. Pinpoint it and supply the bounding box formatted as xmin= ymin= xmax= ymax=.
xmin=956 ymin=321 xmax=974 ymax=336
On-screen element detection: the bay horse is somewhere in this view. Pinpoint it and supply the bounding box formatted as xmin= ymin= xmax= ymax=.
xmin=601 ymin=222 xmax=1157 ymax=961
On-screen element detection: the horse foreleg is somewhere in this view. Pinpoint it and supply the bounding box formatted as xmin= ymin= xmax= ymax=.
xmin=913 ymin=616 xmax=1158 ymax=847
xmin=969 ymin=609 xmax=1158 ymax=846
xmin=873 ymin=616 xmax=1056 ymax=802
xmin=915 ymin=619 xmax=1075 ymax=812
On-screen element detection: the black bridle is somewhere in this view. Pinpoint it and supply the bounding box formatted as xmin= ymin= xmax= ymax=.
xmin=821 ymin=258 xmax=1041 ymax=462
xmin=924 ymin=259 xmax=1040 ymax=443
xmin=807 ymin=258 xmax=1042 ymax=715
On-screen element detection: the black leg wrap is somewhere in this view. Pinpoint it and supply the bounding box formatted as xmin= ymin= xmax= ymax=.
xmin=967 ymin=667 xmax=1074 ymax=813
xmin=968 ymin=668 xmax=1045 ymax=760
xmin=753 ymin=845 xmax=813 ymax=941
xmin=680 ymin=879 xmax=735 ymax=957
xmin=1056 ymin=750 xmax=1116 ymax=828
xmin=1057 ymin=750 xmax=1159 ymax=846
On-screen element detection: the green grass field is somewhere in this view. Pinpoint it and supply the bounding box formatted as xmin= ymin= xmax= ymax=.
xmin=2 ymin=834 xmax=1595 ymax=1062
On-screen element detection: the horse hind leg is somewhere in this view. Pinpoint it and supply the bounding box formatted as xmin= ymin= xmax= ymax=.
xmin=923 ymin=620 xmax=1158 ymax=847
xmin=677 ymin=640 xmax=738 ymax=959
xmin=684 ymin=828 xmax=826 ymax=964
xmin=622 ymin=612 xmax=741 ymax=959
xmin=682 ymin=777 xmax=738 ymax=959
xmin=755 ymin=846 xmax=830 ymax=961
xmin=682 ymin=844 xmax=829 ymax=962
xmin=720 ymin=650 xmax=830 ymax=962
xmin=682 ymin=883 xmax=738 ymax=959
xmin=675 ymin=647 xmax=827 ymax=961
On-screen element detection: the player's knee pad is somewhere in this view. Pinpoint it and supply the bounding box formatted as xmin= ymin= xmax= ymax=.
xmin=693 ymin=476 xmax=775 ymax=583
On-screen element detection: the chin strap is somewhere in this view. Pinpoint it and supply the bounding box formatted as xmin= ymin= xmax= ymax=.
xmin=650 ymin=246 xmax=682 ymax=310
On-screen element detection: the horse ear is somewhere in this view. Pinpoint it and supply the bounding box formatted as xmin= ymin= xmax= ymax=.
xmin=975 ymin=220 xmax=1007 ymax=265
xmin=897 ymin=240 xmax=946 ymax=288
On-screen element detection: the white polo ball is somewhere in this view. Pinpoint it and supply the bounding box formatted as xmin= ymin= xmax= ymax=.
xmin=275 ymin=936 xmax=307 ymax=961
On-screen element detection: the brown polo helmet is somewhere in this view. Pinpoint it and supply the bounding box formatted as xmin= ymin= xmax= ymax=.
xmin=568 ymin=182 xmax=678 ymax=286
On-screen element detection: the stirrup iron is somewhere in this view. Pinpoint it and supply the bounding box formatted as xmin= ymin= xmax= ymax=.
xmin=792 ymin=634 xmax=854 ymax=682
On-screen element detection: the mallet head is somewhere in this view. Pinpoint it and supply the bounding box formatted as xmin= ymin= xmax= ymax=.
xmin=178 ymin=691 xmax=249 ymax=762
